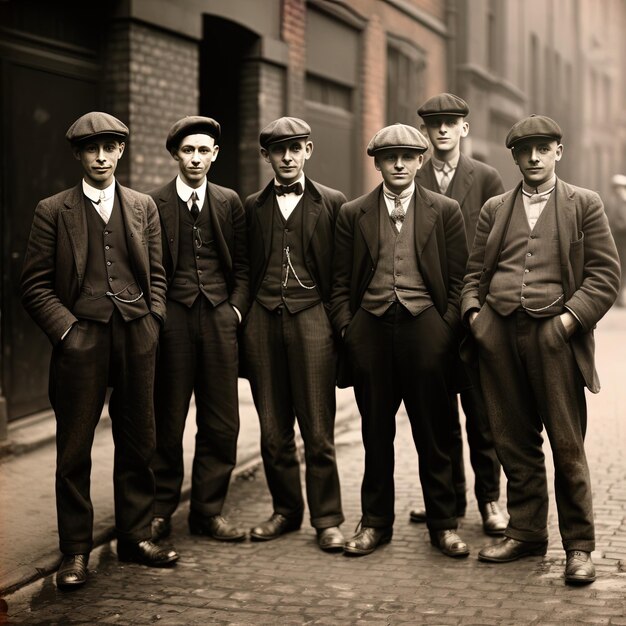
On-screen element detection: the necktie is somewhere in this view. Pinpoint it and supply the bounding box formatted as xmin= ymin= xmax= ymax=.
xmin=439 ymin=164 xmax=452 ymax=194
xmin=95 ymin=190 xmax=110 ymax=223
xmin=190 ymin=191 xmax=200 ymax=220
xmin=389 ymin=196 xmax=405 ymax=229
xmin=275 ymin=182 xmax=303 ymax=196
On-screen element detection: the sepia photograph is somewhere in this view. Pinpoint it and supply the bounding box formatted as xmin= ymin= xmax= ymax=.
xmin=0 ymin=1 xmax=625 ymax=624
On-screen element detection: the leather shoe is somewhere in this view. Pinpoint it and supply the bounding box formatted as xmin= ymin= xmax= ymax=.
xmin=56 ymin=553 xmax=89 ymax=590
xmin=565 ymin=550 xmax=596 ymax=584
xmin=343 ymin=526 xmax=392 ymax=556
xmin=316 ymin=526 xmax=345 ymax=552
xmin=250 ymin=513 xmax=301 ymax=541
xmin=117 ymin=539 xmax=179 ymax=567
xmin=430 ymin=530 xmax=470 ymax=558
xmin=478 ymin=537 xmax=547 ymax=562
xmin=189 ymin=513 xmax=246 ymax=542
xmin=151 ymin=516 xmax=172 ymax=542
xmin=409 ymin=508 xmax=427 ymax=524
xmin=409 ymin=504 xmax=466 ymax=524
xmin=479 ymin=501 xmax=508 ymax=536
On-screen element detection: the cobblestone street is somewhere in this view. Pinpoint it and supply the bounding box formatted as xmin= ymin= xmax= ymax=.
xmin=1 ymin=308 xmax=626 ymax=625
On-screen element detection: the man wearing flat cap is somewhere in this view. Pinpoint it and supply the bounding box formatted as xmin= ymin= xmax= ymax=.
xmin=330 ymin=123 xmax=470 ymax=558
xmin=461 ymin=114 xmax=620 ymax=584
xmin=408 ymin=93 xmax=507 ymax=536
xmin=148 ymin=116 xmax=249 ymax=544
xmin=242 ymin=116 xmax=347 ymax=551
xmin=20 ymin=111 xmax=179 ymax=590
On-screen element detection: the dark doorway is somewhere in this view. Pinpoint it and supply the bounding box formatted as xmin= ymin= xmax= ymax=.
xmin=200 ymin=17 xmax=257 ymax=193
xmin=1 ymin=60 xmax=98 ymax=419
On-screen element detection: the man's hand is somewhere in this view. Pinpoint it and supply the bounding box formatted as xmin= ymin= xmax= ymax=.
xmin=559 ymin=311 xmax=579 ymax=338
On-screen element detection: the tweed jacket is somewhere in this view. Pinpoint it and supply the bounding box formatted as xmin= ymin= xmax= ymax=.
xmin=330 ymin=182 xmax=468 ymax=340
xmin=149 ymin=179 xmax=249 ymax=316
xmin=415 ymin=153 xmax=504 ymax=248
xmin=461 ymin=178 xmax=621 ymax=392
xmin=20 ymin=182 xmax=167 ymax=346
xmin=244 ymin=176 xmax=347 ymax=307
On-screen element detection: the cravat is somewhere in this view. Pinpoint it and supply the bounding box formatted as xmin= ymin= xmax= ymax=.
xmin=190 ymin=191 xmax=200 ymax=220
xmin=439 ymin=164 xmax=452 ymax=194
xmin=275 ymin=182 xmax=303 ymax=196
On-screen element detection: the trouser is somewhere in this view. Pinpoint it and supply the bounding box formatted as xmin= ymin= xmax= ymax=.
xmin=473 ymin=303 xmax=594 ymax=551
xmin=242 ymin=301 xmax=344 ymax=529
xmin=152 ymin=298 xmax=240 ymax=519
xmin=345 ymin=304 xmax=459 ymax=531
xmin=50 ymin=311 xmax=159 ymax=554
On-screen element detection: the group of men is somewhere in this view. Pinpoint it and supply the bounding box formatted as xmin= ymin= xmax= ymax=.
xmin=20 ymin=91 xmax=620 ymax=592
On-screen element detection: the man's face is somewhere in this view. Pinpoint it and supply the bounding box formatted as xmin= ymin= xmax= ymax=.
xmin=421 ymin=115 xmax=468 ymax=155
xmin=512 ymin=139 xmax=563 ymax=187
xmin=261 ymin=139 xmax=312 ymax=184
xmin=74 ymin=136 xmax=124 ymax=189
xmin=375 ymin=148 xmax=424 ymax=194
xmin=173 ymin=134 xmax=219 ymax=187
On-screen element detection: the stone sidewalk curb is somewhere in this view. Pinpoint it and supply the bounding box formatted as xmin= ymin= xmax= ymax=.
xmin=0 ymin=396 xmax=359 ymax=597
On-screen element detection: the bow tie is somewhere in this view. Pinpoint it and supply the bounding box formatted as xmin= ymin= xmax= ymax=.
xmin=275 ymin=182 xmax=303 ymax=196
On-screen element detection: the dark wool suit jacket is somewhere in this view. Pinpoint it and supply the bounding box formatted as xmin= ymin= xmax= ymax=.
xmin=461 ymin=178 xmax=621 ymax=393
xmin=21 ymin=182 xmax=167 ymax=346
xmin=415 ymin=153 xmax=504 ymax=248
xmin=244 ymin=177 xmax=347 ymax=307
xmin=330 ymin=183 xmax=468 ymax=387
xmin=149 ymin=179 xmax=249 ymax=316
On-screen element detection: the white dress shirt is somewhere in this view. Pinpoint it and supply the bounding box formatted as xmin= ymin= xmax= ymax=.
xmin=83 ymin=179 xmax=115 ymax=223
xmin=274 ymin=174 xmax=305 ymax=220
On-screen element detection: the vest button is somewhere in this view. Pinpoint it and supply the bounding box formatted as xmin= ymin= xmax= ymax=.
xmin=104 ymin=231 xmax=109 ymax=236
xmin=105 ymin=245 xmax=110 ymax=250
xmin=107 ymin=261 xmax=112 ymax=266
xmin=109 ymin=277 xmax=113 ymax=282
xmin=525 ymin=269 xmax=530 ymax=273
xmin=521 ymin=296 xmax=526 ymax=300
xmin=527 ymin=252 xmax=532 ymax=257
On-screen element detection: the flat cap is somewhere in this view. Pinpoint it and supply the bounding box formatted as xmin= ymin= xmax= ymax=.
xmin=65 ymin=111 xmax=128 ymax=144
xmin=611 ymin=174 xmax=626 ymax=187
xmin=166 ymin=116 xmax=221 ymax=152
xmin=505 ymin=114 xmax=562 ymax=149
xmin=260 ymin=117 xmax=311 ymax=149
xmin=367 ymin=123 xmax=429 ymax=156
xmin=417 ymin=93 xmax=469 ymax=118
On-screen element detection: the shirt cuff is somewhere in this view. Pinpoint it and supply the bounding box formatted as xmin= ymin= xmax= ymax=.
xmin=564 ymin=306 xmax=582 ymax=326
xmin=61 ymin=324 xmax=74 ymax=341
xmin=232 ymin=305 xmax=242 ymax=323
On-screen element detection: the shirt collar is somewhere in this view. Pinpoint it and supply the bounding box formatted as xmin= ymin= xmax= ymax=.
xmin=431 ymin=154 xmax=459 ymax=172
xmin=176 ymin=175 xmax=207 ymax=205
xmin=522 ymin=175 xmax=556 ymax=196
xmin=382 ymin=183 xmax=415 ymax=202
xmin=273 ymin=174 xmax=305 ymax=193
xmin=83 ymin=179 xmax=115 ymax=203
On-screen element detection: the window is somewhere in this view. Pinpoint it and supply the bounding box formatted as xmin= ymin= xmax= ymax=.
xmin=387 ymin=37 xmax=426 ymax=125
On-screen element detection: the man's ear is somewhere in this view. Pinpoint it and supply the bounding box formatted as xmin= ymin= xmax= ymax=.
xmin=260 ymin=147 xmax=270 ymax=163
xmin=304 ymin=140 xmax=314 ymax=160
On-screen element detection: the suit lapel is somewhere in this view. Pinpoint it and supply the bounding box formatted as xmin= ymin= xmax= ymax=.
xmin=207 ymin=182 xmax=232 ymax=271
xmin=358 ymin=186 xmax=383 ymax=266
xmin=414 ymin=184 xmax=438 ymax=259
xmin=554 ymin=178 xmax=576 ymax=294
xmin=60 ymin=184 xmax=88 ymax=280
xmin=418 ymin=160 xmax=440 ymax=194
xmin=302 ymin=179 xmax=322 ymax=252
xmin=117 ymin=184 xmax=144 ymax=263
xmin=158 ymin=180 xmax=180 ymax=264
xmin=254 ymin=180 xmax=275 ymax=260
xmin=483 ymin=184 xmax=520 ymax=272
xmin=450 ymin=154 xmax=473 ymax=207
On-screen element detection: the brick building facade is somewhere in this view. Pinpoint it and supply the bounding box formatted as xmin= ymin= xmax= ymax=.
xmin=1 ymin=0 xmax=624 ymax=435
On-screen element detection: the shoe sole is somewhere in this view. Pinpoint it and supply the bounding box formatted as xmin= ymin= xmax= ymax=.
xmin=565 ymin=574 xmax=596 ymax=585
xmin=319 ymin=542 xmax=345 ymax=552
xmin=343 ymin=533 xmax=392 ymax=556
xmin=483 ymin=526 xmax=507 ymax=537
xmin=56 ymin=577 xmax=87 ymax=590
xmin=118 ymin=554 xmax=179 ymax=567
xmin=478 ymin=547 xmax=547 ymax=563
xmin=249 ymin=527 xmax=300 ymax=542
xmin=409 ymin=515 xmax=426 ymax=524
xmin=189 ymin=526 xmax=247 ymax=542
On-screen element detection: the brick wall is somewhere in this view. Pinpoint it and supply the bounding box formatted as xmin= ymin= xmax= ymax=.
xmin=281 ymin=0 xmax=306 ymax=118
xmin=104 ymin=21 xmax=199 ymax=192
xmin=361 ymin=14 xmax=387 ymax=192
